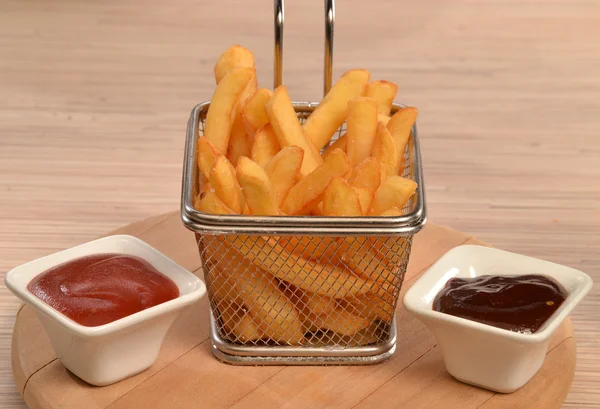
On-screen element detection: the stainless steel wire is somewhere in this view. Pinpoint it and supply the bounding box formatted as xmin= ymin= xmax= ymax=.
xmin=180 ymin=0 xmax=427 ymax=364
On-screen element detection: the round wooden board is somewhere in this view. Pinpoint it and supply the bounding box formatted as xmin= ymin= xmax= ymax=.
xmin=11 ymin=212 xmax=576 ymax=409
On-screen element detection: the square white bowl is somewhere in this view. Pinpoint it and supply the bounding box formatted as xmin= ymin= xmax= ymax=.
xmin=4 ymin=234 xmax=206 ymax=386
xmin=403 ymin=244 xmax=592 ymax=393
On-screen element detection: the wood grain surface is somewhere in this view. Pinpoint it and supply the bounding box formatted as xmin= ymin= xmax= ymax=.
xmin=0 ymin=0 xmax=598 ymax=407
xmin=10 ymin=214 xmax=577 ymax=409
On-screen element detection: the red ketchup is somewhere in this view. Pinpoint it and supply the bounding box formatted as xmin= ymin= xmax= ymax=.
xmin=27 ymin=254 xmax=179 ymax=327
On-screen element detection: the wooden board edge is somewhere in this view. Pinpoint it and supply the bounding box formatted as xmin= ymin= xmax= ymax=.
xmin=10 ymin=213 xmax=578 ymax=409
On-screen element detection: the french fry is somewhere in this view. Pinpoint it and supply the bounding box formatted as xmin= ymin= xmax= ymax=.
xmin=226 ymin=73 xmax=258 ymax=166
xmin=282 ymin=149 xmax=351 ymax=215
xmin=242 ymin=88 xmax=272 ymax=135
xmin=225 ymin=235 xmax=374 ymax=298
xmin=312 ymin=202 xmax=324 ymax=216
xmin=204 ymin=67 xmax=255 ymax=154
xmin=197 ymin=138 xmax=221 ymax=180
xmin=214 ymin=44 xmax=255 ymax=84
xmin=303 ymin=69 xmax=371 ymax=150
xmin=227 ymin=117 xmax=253 ymax=166
xmin=195 ymin=45 xmax=424 ymax=347
xmin=287 ymin=287 xmax=338 ymax=317
xmin=251 ymin=124 xmax=280 ymax=168
xmin=341 ymin=322 xmax=383 ymax=346
xmin=387 ymin=107 xmax=417 ymax=175
xmin=266 ymin=86 xmax=323 ymax=176
xmin=322 ymin=177 xmax=362 ymax=216
xmin=338 ymin=237 xmax=397 ymax=286
xmin=347 ymin=157 xmax=381 ymax=191
xmin=217 ymin=301 xmax=263 ymax=343
xmin=309 ymin=308 xmax=372 ymax=336
xmin=369 ymin=175 xmax=417 ymax=215
xmin=236 ymin=156 xmax=279 ymax=215
xmin=209 ymin=155 xmax=245 ymax=213
xmin=236 ymin=267 xmax=304 ymax=344
xmin=367 ymin=237 xmax=412 ymax=284
xmin=277 ymin=236 xmax=339 ymax=265
xmin=342 ymin=292 xmax=395 ymax=322
xmin=322 ymin=134 xmax=347 ymax=160
xmin=198 ymin=171 xmax=208 ymax=194
xmin=209 ymin=269 xmax=242 ymax=304
xmin=194 ymin=185 xmax=235 ymax=215
xmin=346 ymin=97 xmax=378 ymax=166
xmin=380 ymin=207 xmax=403 ymax=216
xmin=265 ymin=146 xmax=304 ymax=207
xmin=209 ymin=237 xmax=304 ymax=344
xmin=378 ymin=114 xmax=391 ymax=126
xmin=365 ymin=80 xmax=398 ymax=116
xmin=353 ymin=187 xmax=374 ymax=215
xmin=372 ymin=122 xmax=398 ymax=178
xmin=302 ymin=293 xmax=338 ymax=316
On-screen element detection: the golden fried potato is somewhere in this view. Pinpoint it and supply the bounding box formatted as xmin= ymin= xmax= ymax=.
xmin=236 ymin=156 xmax=279 ymax=215
xmin=378 ymin=114 xmax=391 ymax=126
xmin=225 ymin=235 xmax=374 ymax=298
xmin=209 ymin=269 xmax=242 ymax=304
xmin=214 ymin=44 xmax=255 ymax=84
xmin=338 ymin=237 xmax=397 ymax=286
xmin=266 ymin=85 xmax=323 ymax=176
xmin=209 ymin=155 xmax=245 ymax=213
xmin=226 ymin=72 xmax=258 ymax=166
xmin=287 ymin=287 xmax=338 ymax=317
xmin=265 ymin=146 xmax=304 ymax=207
xmin=277 ymin=236 xmax=339 ymax=265
xmin=346 ymin=96 xmax=378 ymax=166
xmin=365 ymin=80 xmax=398 ymax=116
xmin=369 ymin=175 xmax=417 ymax=215
xmin=372 ymin=122 xmax=398 ymax=178
xmin=197 ymin=138 xmax=221 ymax=180
xmin=204 ymin=67 xmax=255 ymax=154
xmin=194 ymin=184 xmax=235 ymax=215
xmin=348 ymin=157 xmax=381 ymax=191
xmin=227 ymin=116 xmax=253 ymax=167
xmin=308 ymin=308 xmax=372 ymax=336
xmin=323 ymin=177 xmax=362 ymax=216
xmin=353 ymin=187 xmax=374 ymax=215
xmin=282 ymin=149 xmax=351 ymax=215
xmin=387 ymin=107 xmax=417 ymax=175
xmin=212 ymin=239 xmax=305 ymax=345
xmin=251 ymin=124 xmax=280 ymax=168
xmin=303 ymin=69 xmax=371 ymax=150
xmin=342 ymin=292 xmax=395 ymax=322
xmin=217 ymin=301 xmax=263 ymax=343
xmin=236 ymin=268 xmax=304 ymax=344
xmin=322 ymin=134 xmax=347 ymax=160
xmin=380 ymin=207 xmax=403 ymax=216
xmin=242 ymin=88 xmax=272 ymax=135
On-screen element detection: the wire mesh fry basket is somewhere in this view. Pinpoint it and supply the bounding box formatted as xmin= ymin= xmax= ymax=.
xmin=180 ymin=0 xmax=427 ymax=365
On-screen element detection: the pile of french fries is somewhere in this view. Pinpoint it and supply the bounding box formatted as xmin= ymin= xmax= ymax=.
xmin=196 ymin=45 xmax=418 ymax=345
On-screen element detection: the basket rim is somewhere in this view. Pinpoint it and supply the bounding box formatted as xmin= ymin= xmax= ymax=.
xmin=180 ymin=101 xmax=427 ymax=236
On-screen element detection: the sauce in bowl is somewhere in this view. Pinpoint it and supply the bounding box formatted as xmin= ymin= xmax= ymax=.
xmin=27 ymin=253 xmax=179 ymax=327
xmin=433 ymin=275 xmax=567 ymax=334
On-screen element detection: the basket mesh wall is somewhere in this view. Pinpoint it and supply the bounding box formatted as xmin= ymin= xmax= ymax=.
xmin=195 ymin=105 xmax=416 ymax=350
xmin=198 ymin=234 xmax=412 ymax=347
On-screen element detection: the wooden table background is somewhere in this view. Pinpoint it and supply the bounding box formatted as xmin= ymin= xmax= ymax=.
xmin=0 ymin=0 xmax=598 ymax=407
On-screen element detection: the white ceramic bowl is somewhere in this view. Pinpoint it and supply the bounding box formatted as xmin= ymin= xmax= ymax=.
xmin=4 ymin=235 xmax=206 ymax=386
xmin=403 ymin=244 xmax=592 ymax=393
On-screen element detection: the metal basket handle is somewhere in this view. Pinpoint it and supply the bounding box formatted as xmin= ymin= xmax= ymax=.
xmin=274 ymin=0 xmax=335 ymax=96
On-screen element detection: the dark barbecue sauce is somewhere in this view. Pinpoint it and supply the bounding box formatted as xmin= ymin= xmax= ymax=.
xmin=27 ymin=253 xmax=179 ymax=327
xmin=433 ymin=275 xmax=567 ymax=334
